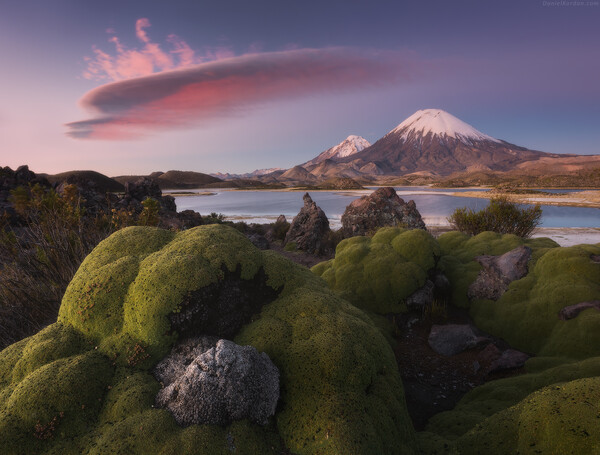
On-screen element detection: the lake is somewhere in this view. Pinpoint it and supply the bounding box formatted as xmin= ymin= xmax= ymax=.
xmin=174 ymin=187 xmax=600 ymax=228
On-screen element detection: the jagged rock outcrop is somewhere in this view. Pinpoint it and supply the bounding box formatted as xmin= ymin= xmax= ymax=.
xmin=124 ymin=177 xmax=163 ymax=201
xmin=340 ymin=187 xmax=425 ymax=238
xmin=0 ymin=165 xmax=51 ymax=223
xmin=468 ymin=245 xmax=532 ymax=301
xmin=284 ymin=193 xmax=330 ymax=254
xmin=155 ymin=337 xmax=280 ymax=426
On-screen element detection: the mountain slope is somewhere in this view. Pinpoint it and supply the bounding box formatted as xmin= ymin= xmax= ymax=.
xmin=339 ymin=109 xmax=557 ymax=176
xmin=303 ymin=135 xmax=371 ymax=167
xmin=114 ymin=170 xmax=221 ymax=189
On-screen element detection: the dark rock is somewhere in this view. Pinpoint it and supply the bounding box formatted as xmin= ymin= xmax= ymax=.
xmin=168 ymin=266 xmax=281 ymax=340
xmin=406 ymin=280 xmax=434 ymax=311
xmin=0 ymin=166 xmax=51 ymax=225
xmin=124 ymin=177 xmax=162 ymax=202
xmin=590 ymin=254 xmax=600 ymax=263
xmin=283 ymin=193 xmax=330 ymax=254
xmin=477 ymin=343 xmax=502 ymax=366
xmin=428 ymin=324 xmax=478 ymax=356
xmin=433 ymin=272 xmax=451 ymax=296
xmin=160 ymin=195 xmax=177 ymax=213
xmin=176 ymin=210 xmax=204 ymax=229
xmin=558 ymin=300 xmax=600 ymax=320
xmin=340 ymin=187 xmax=426 ymax=238
xmin=489 ymin=349 xmax=529 ymax=372
xmin=468 ymin=245 xmax=532 ymax=301
xmin=276 ymin=214 xmax=287 ymax=224
xmin=247 ymin=233 xmax=270 ymax=250
xmin=155 ymin=337 xmax=279 ymax=426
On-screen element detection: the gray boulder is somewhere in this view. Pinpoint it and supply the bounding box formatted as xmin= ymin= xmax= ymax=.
xmin=284 ymin=193 xmax=330 ymax=254
xmin=247 ymin=233 xmax=270 ymax=250
xmin=428 ymin=324 xmax=478 ymax=356
xmin=468 ymin=245 xmax=532 ymax=301
xmin=558 ymin=300 xmax=600 ymax=320
xmin=341 ymin=187 xmax=426 ymax=238
xmin=489 ymin=349 xmax=529 ymax=372
xmin=155 ymin=337 xmax=279 ymax=427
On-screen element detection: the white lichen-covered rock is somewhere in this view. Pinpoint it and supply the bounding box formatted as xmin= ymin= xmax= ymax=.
xmin=154 ymin=337 xmax=279 ymax=426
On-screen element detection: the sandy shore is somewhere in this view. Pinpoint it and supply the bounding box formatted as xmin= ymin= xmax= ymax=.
xmin=530 ymin=227 xmax=600 ymax=246
xmin=453 ymin=190 xmax=600 ymax=208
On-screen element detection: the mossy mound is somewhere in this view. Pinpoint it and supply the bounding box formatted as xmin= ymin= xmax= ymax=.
xmin=469 ymin=242 xmax=600 ymax=359
xmin=0 ymin=225 xmax=416 ymax=455
xmin=437 ymin=231 xmax=559 ymax=309
xmin=421 ymin=355 xmax=600 ymax=453
xmin=419 ymin=233 xmax=600 ymax=453
xmin=312 ymin=228 xmax=441 ymax=314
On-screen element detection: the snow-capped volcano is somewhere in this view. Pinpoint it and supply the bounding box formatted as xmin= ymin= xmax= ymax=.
xmin=389 ymin=109 xmax=501 ymax=144
xmin=333 ymin=109 xmax=552 ymax=176
xmin=303 ymin=135 xmax=371 ymax=167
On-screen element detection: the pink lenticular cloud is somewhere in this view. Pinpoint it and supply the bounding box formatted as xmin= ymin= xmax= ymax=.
xmin=67 ymin=48 xmax=423 ymax=140
xmin=83 ymin=18 xmax=218 ymax=81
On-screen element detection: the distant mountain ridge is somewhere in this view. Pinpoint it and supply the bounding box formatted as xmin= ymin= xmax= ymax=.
xmin=210 ymin=168 xmax=284 ymax=180
xmin=114 ymin=170 xmax=221 ymax=189
xmin=133 ymin=109 xmax=600 ymax=189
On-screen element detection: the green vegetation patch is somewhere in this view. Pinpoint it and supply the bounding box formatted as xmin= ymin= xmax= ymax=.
xmin=469 ymin=242 xmax=600 ymax=358
xmin=437 ymin=231 xmax=559 ymax=308
xmin=0 ymin=224 xmax=416 ymax=455
xmin=312 ymin=228 xmax=441 ymax=314
xmin=421 ymin=355 xmax=600 ymax=454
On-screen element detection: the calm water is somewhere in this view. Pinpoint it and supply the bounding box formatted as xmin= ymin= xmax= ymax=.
xmin=174 ymin=187 xmax=600 ymax=228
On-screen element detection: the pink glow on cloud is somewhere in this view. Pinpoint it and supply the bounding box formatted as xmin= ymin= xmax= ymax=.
xmin=83 ymin=18 xmax=235 ymax=81
xmin=68 ymin=48 xmax=423 ymax=140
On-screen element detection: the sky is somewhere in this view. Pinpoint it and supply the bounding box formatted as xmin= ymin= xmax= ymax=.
xmin=1 ymin=0 xmax=599 ymax=176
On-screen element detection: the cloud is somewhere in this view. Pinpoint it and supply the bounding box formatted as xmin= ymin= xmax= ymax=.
xmin=82 ymin=17 xmax=232 ymax=81
xmin=68 ymin=48 xmax=423 ymax=140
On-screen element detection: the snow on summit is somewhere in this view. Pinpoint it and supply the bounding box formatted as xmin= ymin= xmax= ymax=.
xmin=304 ymin=135 xmax=371 ymax=166
xmin=330 ymin=135 xmax=372 ymax=158
xmin=391 ymin=109 xmax=501 ymax=143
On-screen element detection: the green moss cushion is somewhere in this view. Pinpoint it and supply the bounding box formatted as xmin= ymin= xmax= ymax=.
xmin=0 ymin=225 xmax=416 ymax=455
xmin=420 ymin=355 xmax=600 ymax=454
xmin=420 ymin=234 xmax=600 ymax=453
xmin=312 ymin=228 xmax=441 ymax=314
xmin=470 ymin=243 xmax=600 ymax=359
xmin=437 ymin=231 xmax=559 ymax=309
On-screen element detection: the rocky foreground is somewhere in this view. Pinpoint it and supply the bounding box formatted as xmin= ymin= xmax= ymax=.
xmin=1 ymin=167 xmax=599 ymax=454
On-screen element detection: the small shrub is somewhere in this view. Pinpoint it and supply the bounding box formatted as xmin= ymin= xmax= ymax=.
xmin=422 ymin=298 xmax=448 ymax=322
xmin=202 ymin=212 xmax=226 ymax=224
xmin=321 ymin=229 xmax=345 ymax=254
xmin=283 ymin=241 xmax=297 ymax=252
xmin=271 ymin=219 xmax=290 ymax=241
xmin=138 ymin=198 xmax=160 ymax=226
xmin=448 ymin=197 xmax=542 ymax=238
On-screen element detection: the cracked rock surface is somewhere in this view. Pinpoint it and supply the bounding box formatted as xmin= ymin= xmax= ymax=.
xmin=154 ymin=337 xmax=279 ymax=426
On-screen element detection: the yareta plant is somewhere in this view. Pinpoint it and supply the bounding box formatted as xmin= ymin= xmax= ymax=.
xmin=0 ymin=224 xmax=417 ymax=455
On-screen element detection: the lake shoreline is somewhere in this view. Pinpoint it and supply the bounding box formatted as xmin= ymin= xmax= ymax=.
xmin=452 ymin=190 xmax=600 ymax=208
xmin=166 ymin=187 xmax=600 ymax=209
